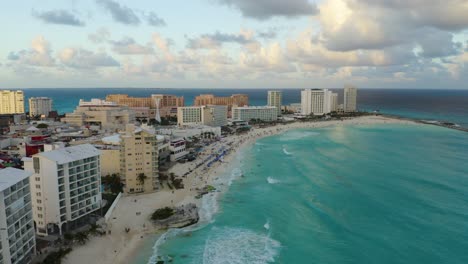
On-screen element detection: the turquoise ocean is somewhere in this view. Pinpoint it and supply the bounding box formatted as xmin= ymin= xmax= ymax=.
xmin=135 ymin=123 xmax=468 ymax=263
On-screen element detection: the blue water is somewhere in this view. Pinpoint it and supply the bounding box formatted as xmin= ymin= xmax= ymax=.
xmin=145 ymin=123 xmax=468 ymax=263
xmin=21 ymin=88 xmax=468 ymax=127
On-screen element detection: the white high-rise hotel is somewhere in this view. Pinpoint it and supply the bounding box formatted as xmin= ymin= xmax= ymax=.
xmin=0 ymin=90 xmax=25 ymax=114
xmin=344 ymin=86 xmax=357 ymax=112
xmin=0 ymin=168 xmax=36 ymax=264
xmin=23 ymin=144 xmax=102 ymax=236
xmin=301 ymin=89 xmax=338 ymax=116
xmin=267 ymin=91 xmax=282 ymax=116
xmin=29 ymin=97 xmax=53 ymax=117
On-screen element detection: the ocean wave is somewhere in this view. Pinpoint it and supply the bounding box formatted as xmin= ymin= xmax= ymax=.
xmin=279 ymin=131 xmax=320 ymax=141
xmin=202 ymin=227 xmax=281 ymax=264
xmin=282 ymin=147 xmax=292 ymax=155
xmin=148 ymin=153 xmax=245 ymax=263
xmin=267 ymin=177 xmax=281 ymax=184
xmin=264 ymin=220 xmax=270 ymax=230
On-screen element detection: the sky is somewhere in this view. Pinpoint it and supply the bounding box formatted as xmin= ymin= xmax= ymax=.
xmin=0 ymin=0 xmax=467 ymax=89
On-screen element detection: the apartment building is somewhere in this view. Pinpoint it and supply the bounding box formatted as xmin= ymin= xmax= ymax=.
xmin=28 ymin=97 xmax=52 ymax=117
xmin=0 ymin=168 xmax=35 ymax=264
xmin=267 ymin=91 xmax=282 ymax=116
xmin=120 ymin=125 xmax=159 ymax=194
xmin=23 ymin=144 xmax=102 ymax=236
xmin=344 ymin=86 xmax=358 ymax=112
xmin=193 ymin=94 xmax=248 ymax=110
xmin=0 ymin=91 xmax=25 ymax=115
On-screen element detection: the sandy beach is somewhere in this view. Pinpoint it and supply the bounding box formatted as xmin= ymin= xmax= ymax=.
xmin=64 ymin=115 xmax=417 ymax=264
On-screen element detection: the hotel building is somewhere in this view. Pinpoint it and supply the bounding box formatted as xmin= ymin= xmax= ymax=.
xmin=267 ymin=91 xmax=282 ymax=116
xmin=177 ymin=105 xmax=227 ymax=127
xmin=0 ymin=168 xmax=35 ymax=264
xmin=28 ymin=97 xmax=52 ymax=117
xmin=61 ymin=99 xmax=135 ymax=130
xmin=23 ymin=144 xmax=102 ymax=236
xmin=330 ymin=92 xmax=338 ymax=112
xmin=0 ymin=90 xmax=25 ymax=115
xmin=301 ymin=89 xmax=333 ymax=116
xmin=344 ymin=86 xmax=357 ymax=112
xmin=193 ymin=94 xmax=248 ymax=116
xmin=232 ymin=106 xmax=278 ymax=122
xmin=120 ymin=125 xmax=159 ymax=194
xmin=105 ymin=94 xmax=184 ymax=117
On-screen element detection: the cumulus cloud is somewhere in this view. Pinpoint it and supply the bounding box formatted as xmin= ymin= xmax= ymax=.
xmin=146 ymin=12 xmax=166 ymax=27
xmin=96 ymin=0 xmax=140 ymax=25
xmin=110 ymin=37 xmax=153 ymax=54
xmin=317 ymin=0 xmax=468 ymax=52
xmin=218 ymin=0 xmax=318 ymax=20
xmin=59 ymin=48 xmax=120 ymax=68
xmin=32 ymin=9 xmax=85 ymax=26
xmin=7 ymin=36 xmax=55 ymax=67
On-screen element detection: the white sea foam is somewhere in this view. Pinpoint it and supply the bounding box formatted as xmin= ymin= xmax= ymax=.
xmin=148 ymin=151 xmax=246 ymax=263
xmin=202 ymin=227 xmax=281 ymax=264
xmin=282 ymin=147 xmax=292 ymax=155
xmin=267 ymin=177 xmax=280 ymax=184
xmin=264 ymin=220 xmax=270 ymax=230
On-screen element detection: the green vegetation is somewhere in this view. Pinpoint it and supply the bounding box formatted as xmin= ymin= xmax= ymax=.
xmin=36 ymin=123 xmax=49 ymax=129
xmin=102 ymin=173 xmax=123 ymax=194
xmin=41 ymin=248 xmax=72 ymax=264
xmin=151 ymin=207 xmax=175 ymax=221
xmin=137 ymin=173 xmax=148 ymax=185
xmin=206 ymin=185 xmax=216 ymax=192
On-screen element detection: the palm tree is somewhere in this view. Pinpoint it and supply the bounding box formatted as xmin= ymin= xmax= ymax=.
xmin=137 ymin=173 xmax=147 ymax=185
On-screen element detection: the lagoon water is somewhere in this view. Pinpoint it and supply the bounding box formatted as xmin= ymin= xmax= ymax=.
xmin=140 ymin=123 xmax=468 ymax=263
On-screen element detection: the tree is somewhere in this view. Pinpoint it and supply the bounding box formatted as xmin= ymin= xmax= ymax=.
xmin=151 ymin=207 xmax=175 ymax=220
xmin=102 ymin=174 xmax=123 ymax=194
xmin=74 ymin=232 xmax=89 ymax=245
xmin=36 ymin=123 xmax=49 ymax=129
xmin=137 ymin=173 xmax=148 ymax=185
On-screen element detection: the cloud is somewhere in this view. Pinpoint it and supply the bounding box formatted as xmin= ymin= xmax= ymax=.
xmin=257 ymin=28 xmax=277 ymax=39
xmin=187 ymin=30 xmax=256 ymax=49
xmin=32 ymin=9 xmax=85 ymax=26
xmin=317 ymin=0 xmax=468 ymax=52
xmin=110 ymin=37 xmax=153 ymax=54
xmin=96 ymin=0 xmax=140 ymax=25
xmin=146 ymin=12 xmax=166 ymax=27
xmin=218 ymin=0 xmax=318 ymax=20
xmin=88 ymin=28 xmax=111 ymax=43
xmin=7 ymin=36 xmax=55 ymax=67
xmin=59 ymin=48 xmax=120 ymax=68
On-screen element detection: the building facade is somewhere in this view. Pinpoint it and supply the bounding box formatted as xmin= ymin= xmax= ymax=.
xmin=23 ymin=144 xmax=102 ymax=236
xmin=301 ymin=89 xmax=333 ymax=116
xmin=0 ymin=168 xmax=35 ymax=264
xmin=177 ymin=105 xmax=227 ymax=127
xmin=267 ymin=91 xmax=282 ymax=116
xmin=29 ymin=97 xmax=52 ymax=117
xmin=193 ymin=94 xmax=248 ymax=115
xmin=344 ymin=86 xmax=357 ymax=112
xmin=0 ymin=90 xmax=25 ymax=115
xmin=330 ymin=93 xmax=338 ymax=112
xmin=232 ymin=106 xmax=278 ymax=122
xmin=61 ymin=99 xmax=135 ymax=130
xmin=120 ymin=125 xmax=159 ymax=194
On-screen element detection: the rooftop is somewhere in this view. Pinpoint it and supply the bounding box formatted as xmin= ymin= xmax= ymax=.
xmin=34 ymin=144 xmax=100 ymax=164
xmin=233 ymin=106 xmax=277 ymax=110
xmin=0 ymin=168 xmax=32 ymax=192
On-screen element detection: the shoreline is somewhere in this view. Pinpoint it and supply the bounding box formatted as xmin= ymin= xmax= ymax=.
xmin=63 ymin=115 xmax=420 ymax=264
